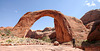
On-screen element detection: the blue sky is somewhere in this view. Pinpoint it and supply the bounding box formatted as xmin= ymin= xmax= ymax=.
xmin=0 ymin=0 xmax=100 ymax=30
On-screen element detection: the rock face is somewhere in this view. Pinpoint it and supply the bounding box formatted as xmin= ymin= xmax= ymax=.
xmin=81 ymin=9 xmax=100 ymax=42
xmin=85 ymin=47 xmax=100 ymax=51
xmin=25 ymin=29 xmax=33 ymax=38
xmin=66 ymin=16 xmax=88 ymax=40
xmin=49 ymin=31 xmax=56 ymax=39
xmin=12 ymin=10 xmax=87 ymax=43
xmin=82 ymin=41 xmax=100 ymax=51
xmin=81 ymin=9 xmax=100 ymax=25
xmin=87 ymin=22 xmax=100 ymax=41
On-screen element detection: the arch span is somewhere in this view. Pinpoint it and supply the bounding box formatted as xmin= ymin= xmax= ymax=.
xmin=12 ymin=10 xmax=73 ymax=43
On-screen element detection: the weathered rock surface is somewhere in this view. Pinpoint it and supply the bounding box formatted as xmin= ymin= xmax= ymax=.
xmin=81 ymin=9 xmax=100 ymax=42
xmin=54 ymin=41 xmax=59 ymax=46
xmin=85 ymin=47 xmax=100 ymax=51
xmin=82 ymin=41 xmax=100 ymax=51
xmin=0 ymin=26 xmax=13 ymax=30
xmin=87 ymin=22 xmax=100 ymax=41
xmin=25 ymin=29 xmax=33 ymax=38
xmin=12 ymin=10 xmax=73 ymax=43
xmin=12 ymin=10 xmax=87 ymax=43
xmin=26 ymin=27 xmax=55 ymax=39
xmin=66 ymin=16 xmax=88 ymax=40
xmin=49 ymin=31 xmax=56 ymax=39
xmin=81 ymin=9 xmax=100 ymax=25
xmin=42 ymin=27 xmax=55 ymax=32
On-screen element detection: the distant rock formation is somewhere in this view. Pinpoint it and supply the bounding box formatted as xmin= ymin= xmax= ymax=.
xmin=12 ymin=10 xmax=87 ymax=43
xmin=25 ymin=27 xmax=56 ymax=39
xmin=0 ymin=26 xmax=13 ymax=30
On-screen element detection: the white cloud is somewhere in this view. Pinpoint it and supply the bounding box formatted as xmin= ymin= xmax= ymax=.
xmin=97 ymin=0 xmax=100 ymax=2
xmin=15 ymin=10 xmax=18 ymax=13
xmin=85 ymin=1 xmax=96 ymax=7
xmin=85 ymin=0 xmax=88 ymax=2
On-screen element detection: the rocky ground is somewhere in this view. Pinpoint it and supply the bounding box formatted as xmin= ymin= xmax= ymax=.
xmin=0 ymin=45 xmax=83 ymax=51
xmin=0 ymin=27 xmax=84 ymax=51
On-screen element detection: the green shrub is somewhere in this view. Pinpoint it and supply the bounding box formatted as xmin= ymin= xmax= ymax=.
xmin=0 ymin=29 xmax=11 ymax=36
xmin=83 ymin=40 xmax=88 ymax=42
xmin=1 ymin=34 xmax=5 ymax=36
xmin=6 ymin=39 xmax=12 ymax=43
xmin=41 ymin=37 xmax=52 ymax=43
xmin=4 ymin=29 xmax=11 ymax=36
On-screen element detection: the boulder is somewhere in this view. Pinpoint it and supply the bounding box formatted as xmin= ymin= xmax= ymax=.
xmin=81 ymin=9 xmax=100 ymax=25
xmin=54 ymin=41 xmax=59 ymax=46
xmin=80 ymin=9 xmax=100 ymax=42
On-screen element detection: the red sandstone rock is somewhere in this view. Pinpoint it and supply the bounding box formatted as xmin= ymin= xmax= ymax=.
xmin=5 ymin=27 xmax=13 ymax=30
xmin=0 ymin=27 xmax=5 ymax=30
xmin=0 ymin=26 xmax=13 ymax=30
xmin=49 ymin=31 xmax=56 ymax=39
xmin=33 ymin=31 xmax=44 ymax=39
xmin=42 ymin=27 xmax=54 ymax=32
xmin=12 ymin=10 xmax=87 ymax=43
xmin=53 ymin=41 xmax=59 ymax=46
xmin=87 ymin=23 xmax=100 ymax=41
xmin=81 ymin=9 xmax=100 ymax=25
xmin=85 ymin=47 xmax=100 ymax=51
xmin=66 ymin=16 xmax=88 ymax=40
xmin=25 ymin=29 xmax=33 ymax=38
xmin=81 ymin=9 xmax=100 ymax=41
xmin=36 ymin=30 xmax=42 ymax=32
xmin=25 ymin=27 xmax=56 ymax=39
xmin=12 ymin=10 xmax=73 ymax=43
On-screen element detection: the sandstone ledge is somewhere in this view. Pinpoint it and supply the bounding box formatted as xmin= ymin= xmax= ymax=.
xmin=82 ymin=41 xmax=100 ymax=51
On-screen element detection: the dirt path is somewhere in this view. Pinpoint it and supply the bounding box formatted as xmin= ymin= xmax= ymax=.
xmin=0 ymin=45 xmax=83 ymax=51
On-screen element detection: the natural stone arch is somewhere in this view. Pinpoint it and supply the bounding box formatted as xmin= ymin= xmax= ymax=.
xmin=12 ymin=10 xmax=73 ymax=43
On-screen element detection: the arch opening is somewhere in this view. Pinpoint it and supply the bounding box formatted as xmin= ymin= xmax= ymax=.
xmin=26 ymin=16 xmax=56 ymax=42
xmin=30 ymin=16 xmax=54 ymax=30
